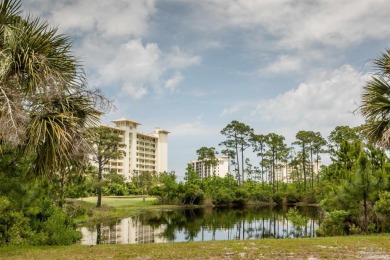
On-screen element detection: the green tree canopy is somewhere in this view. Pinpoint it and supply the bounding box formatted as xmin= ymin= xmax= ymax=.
xmin=360 ymin=49 xmax=390 ymax=148
xmin=88 ymin=126 xmax=124 ymax=207
xmin=0 ymin=0 xmax=107 ymax=178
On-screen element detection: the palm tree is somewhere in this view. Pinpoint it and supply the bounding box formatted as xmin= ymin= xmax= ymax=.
xmin=0 ymin=0 xmax=105 ymax=177
xmin=361 ymin=49 xmax=390 ymax=148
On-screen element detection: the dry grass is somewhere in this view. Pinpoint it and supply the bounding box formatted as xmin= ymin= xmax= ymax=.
xmin=1 ymin=235 xmax=389 ymax=259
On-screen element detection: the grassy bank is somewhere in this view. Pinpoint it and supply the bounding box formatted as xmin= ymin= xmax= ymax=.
xmin=1 ymin=235 xmax=389 ymax=259
xmin=70 ymin=196 xmax=201 ymax=224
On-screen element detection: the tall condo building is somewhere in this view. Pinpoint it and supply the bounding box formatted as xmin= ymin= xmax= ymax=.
xmin=189 ymin=156 xmax=229 ymax=179
xmin=99 ymin=118 xmax=169 ymax=180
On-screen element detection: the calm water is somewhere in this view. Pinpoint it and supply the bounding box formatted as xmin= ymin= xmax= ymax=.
xmin=79 ymin=206 xmax=320 ymax=245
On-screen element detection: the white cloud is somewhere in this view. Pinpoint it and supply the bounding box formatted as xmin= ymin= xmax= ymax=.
xmin=24 ymin=1 xmax=200 ymax=100
xmin=165 ymin=72 xmax=184 ymax=92
xmin=93 ymin=39 xmax=160 ymax=99
xmin=251 ymin=64 xmax=368 ymax=140
xmin=221 ymin=104 xmax=241 ymax=116
xmin=25 ymin=0 xmax=156 ymax=38
xmin=93 ymin=40 xmax=199 ymax=99
xmin=221 ymin=101 xmax=253 ymax=116
xmin=101 ymin=40 xmax=161 ymax=84
xmin=166 ymin=47 xmax=201 ymax=69
xmin=121 ymin=83 xmax=148 ymax=100
xmin=169 ymin=116 xmax=217 ymax=136
xmin=194 ymin=0 xmax=390 ymax=50
xmin=263 ymin=55 xmax=302 ymax=74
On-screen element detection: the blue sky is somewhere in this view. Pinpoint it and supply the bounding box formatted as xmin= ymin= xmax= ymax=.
xmin=25 ymin=0 xmax=390 ymax=180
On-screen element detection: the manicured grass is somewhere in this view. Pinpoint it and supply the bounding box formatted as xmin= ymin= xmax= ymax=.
xmin=71 ymin=196 xmax=194 ymax=224
xmin=1 ymin=235 xmax=389 ymax=259
xmin=77 ymin=196 xmax=158 ymax=209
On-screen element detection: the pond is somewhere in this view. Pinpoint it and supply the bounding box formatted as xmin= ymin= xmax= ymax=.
xmin=79 ymin=206 xmax=320 ymax=245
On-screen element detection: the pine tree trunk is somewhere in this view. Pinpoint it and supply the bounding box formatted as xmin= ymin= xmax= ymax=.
xmin=97 ymin=160 xmax=103 ymax=207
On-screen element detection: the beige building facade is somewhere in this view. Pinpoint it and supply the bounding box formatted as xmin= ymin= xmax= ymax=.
xmin=189 ymin=155 xmax=229 ymax=179
xmin=100 ymin=118 xmax=169 ymax=180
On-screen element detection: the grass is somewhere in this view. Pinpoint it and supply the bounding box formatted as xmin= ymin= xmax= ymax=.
xmin=1 ymin=234 xmax=389 ymax=259
xmin=76 ymin=196 xmax=158 ymax=209
xmin=70 ymin=196 xmax=199 ymax=224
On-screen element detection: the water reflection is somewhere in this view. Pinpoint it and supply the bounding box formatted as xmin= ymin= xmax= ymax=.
xmin=79 ymin=206 xmax=320 ymax=245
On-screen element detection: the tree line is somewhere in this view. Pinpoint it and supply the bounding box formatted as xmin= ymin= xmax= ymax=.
xmin=78 ymin=123 xmax=390 ymax=235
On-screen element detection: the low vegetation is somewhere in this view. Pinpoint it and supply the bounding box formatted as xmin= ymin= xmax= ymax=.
xmin=1 ymin=235 xmax=389 ymax=259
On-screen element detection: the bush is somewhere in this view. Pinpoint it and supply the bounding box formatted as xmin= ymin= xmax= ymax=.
xmin=374 ymin=191 xmax=390 ymax=215
xmin=0 ymin=196 xmax=33 ymax=246
xmin=250 ymin=188 xmax=271 ymax=202
xmin=272 ymin=192 xmax=283 ymax=205
xmin=126 ymin=182 xmax=142 ymax=195
xmin=43 ymin=207 xmax=81 ymax=245
xmin=213 ymin=188 xmax=235 ymax=205
xmin=374 ymin=191 xmax=390 ymax=232
xmin=317 ymin=210 xmax=349 ymax=236
xmin=102 ymin=183 xmax=127 ymax=196
xmin=284 ymin=191 xmax=301 ymax=204
xmin=286 ymin=207 xmax=308 ymax=232
xmin=182 ymin=184 xmax=204 ymax=205
xmin=234 ymin=188 xmax=249 ymax=203
xmin=63 ymin=202 xmax=87 ymax=218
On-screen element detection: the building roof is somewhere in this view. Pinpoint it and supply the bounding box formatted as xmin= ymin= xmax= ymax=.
xmin=112 ymin=118 xmax=142 ymax=125
xmin=154 ymin=128 xmax=170 ymax=134
xmin=100 ymin=123 xmax=125 ymax=132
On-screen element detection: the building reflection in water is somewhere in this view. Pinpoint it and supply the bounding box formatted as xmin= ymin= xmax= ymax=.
xmin=79 ymin=207 xmax=320 ymax=245
xmin=79 ymin=217 xmax=167 ymax=245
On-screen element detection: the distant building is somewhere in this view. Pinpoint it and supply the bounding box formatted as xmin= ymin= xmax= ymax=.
xmin=274 ymin=161 xmax=322 ymax=183
xmin=97 ymin=118 xmax=169 ymax=180
xmin=189 ymin=155 xmax=229 ymax=179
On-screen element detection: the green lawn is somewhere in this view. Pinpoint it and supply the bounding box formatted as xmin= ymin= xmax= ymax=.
xmin=71 ymin=196 xmax=195 ymax=224
xmin=1 ymin=235 xmax=389 ymax=259
xmin=77 ymin=196 xmax=158 ymax=209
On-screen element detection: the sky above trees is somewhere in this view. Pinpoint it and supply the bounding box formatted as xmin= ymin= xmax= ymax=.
xmin=24 ymin=0 xmax=390 ymax=179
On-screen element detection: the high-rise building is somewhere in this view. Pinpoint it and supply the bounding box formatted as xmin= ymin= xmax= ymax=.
xmin=98 ymin=118 xmax=169 ymax=180
xmin=189 ymin=155 xmax=229 ymax=179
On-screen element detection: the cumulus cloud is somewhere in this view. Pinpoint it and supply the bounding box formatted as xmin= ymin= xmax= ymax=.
xmin=25 ymin=0 xmax=155 ymax=38
xmin=165 ymin=72 xmax=184 ymax=92
xmin=251 ymin=65 xmax=368 ymax=140
xmin=24 ymin=1 xmax=200 ymax=100
xmin=221 ymin=101 xmax=256 ymax=116
xmin=195 ymin=0 xmax=390 ymax=50
xmin=92 ymin=39 xmax=199 ymax=99
xmin=121 ymin=83 xmax=149 ymax=100
xmin=166 ymin=47 xmax=201 ymax=69
xmin=169 ymin=116 xmax=218 ymax=136
xmin=263 ymin=55 xmax=303 ymax=74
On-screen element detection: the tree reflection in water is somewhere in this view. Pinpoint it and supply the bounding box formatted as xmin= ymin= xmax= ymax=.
xmin=79 ymin=206 xmax=320 ymax=245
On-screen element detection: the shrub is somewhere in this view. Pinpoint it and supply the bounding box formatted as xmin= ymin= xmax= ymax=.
xmin=317 ymin=210 xmax=349 ymax=236
xmin=0 ymin=196 xmax=33 ymax=246
xmin=286 ymin=207 xmax=308 ymax=232
xmin=213 ymin=188 xmax=235 ymax=205
xmin=63 ymin=202 xmax=87 ymax=218
xmin=234 ymin=188 xmax=249 ymax=203
xmin=182 ymin=184 xmax=204 ymax=205
xmin=43 ymin=207 xmax=81 ymax=245
xmin=250 ymin=189 xmax=271 ymax=202
xmin=126 ymin=182 xmax=141 ymax=195
xmin=284 ymin=191 xmax=301 ymax=204
xmin=272 ymin=192 xmax=283 ymax=205
xmin=374 ymin=191 xmax=390 ymax=215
